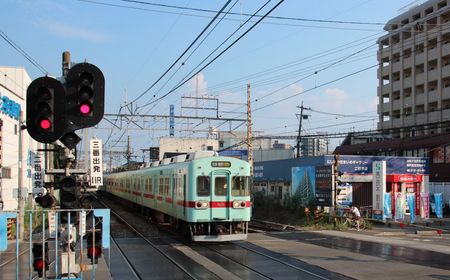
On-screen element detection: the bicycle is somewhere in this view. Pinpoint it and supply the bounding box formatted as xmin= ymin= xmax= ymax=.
xmin=342 ymin=213 xmax=366 ymax=231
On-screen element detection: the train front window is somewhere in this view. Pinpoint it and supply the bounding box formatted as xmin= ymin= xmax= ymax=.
xmin=215 ymin=177 xmax=227 ymax=196
xmin=197 ymin=176 xmax=210 ymax=196
xmin=232 ymin=176 xmax=250 ymax=196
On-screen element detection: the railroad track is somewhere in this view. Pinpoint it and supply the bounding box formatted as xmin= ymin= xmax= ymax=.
xmin=94 ymin=192 xmax=348 ymax=280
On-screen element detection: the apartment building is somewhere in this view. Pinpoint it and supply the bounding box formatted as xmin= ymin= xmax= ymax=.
xmin=377 ymin=0 xmax=450 ymax=137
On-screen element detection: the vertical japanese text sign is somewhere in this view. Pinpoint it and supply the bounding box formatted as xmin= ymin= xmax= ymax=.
xmin=372 ymin=161 xmax=386 ymax=221
xmin=32 ymin=151 xmax=45 ymax=196
xmin=90 ymin=139 xmax=103 ymax=186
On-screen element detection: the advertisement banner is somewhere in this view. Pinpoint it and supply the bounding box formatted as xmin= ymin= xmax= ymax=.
xmin=315 ymin=166 xmax=332 ymax=206
xmin=407 ymin=194 xmax=415 ymax=224
xmin=383 ymin=193 xmax=392 ymax=220
xmin=372 ymin=161 xmax=386 ymax=221
xmin=435 ymin=193 xmax=443 ymax=218
xmin=420 ymin=193 xmax=429 ymax=219
xmin=395 ymin=193 xmax=405 ymax=221
xmin=291 ymin=166 xmax=315 ymax=207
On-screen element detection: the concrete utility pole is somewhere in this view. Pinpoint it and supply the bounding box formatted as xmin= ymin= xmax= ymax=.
xmin=18 ymin=111 xmax=24 ymax=240
xmin=296 ymin=102 xmax=305 ymax=158
xmin=247 ymin=83 xmax=253 ymax=176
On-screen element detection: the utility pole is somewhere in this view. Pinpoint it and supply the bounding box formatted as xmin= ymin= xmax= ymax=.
xmin=18 ymin=111 xmax=24 ymax=240
xmin=126 ymin=135 xmax=131 ymax=167
xmin=246 ymin=83 xmax=253 ymax=176
xmin=296 ymin=102 xmax=310 ymax=158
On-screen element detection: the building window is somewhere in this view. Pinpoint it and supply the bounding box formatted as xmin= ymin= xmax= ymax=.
xmin=1 ymin=167 xmax=11 ymax=179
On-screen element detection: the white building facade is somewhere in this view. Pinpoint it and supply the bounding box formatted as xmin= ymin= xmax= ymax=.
xmin=0 ymin=66 xmax=40 ymax=211
xmin=377 ymin=0 xmax=450 ymax=137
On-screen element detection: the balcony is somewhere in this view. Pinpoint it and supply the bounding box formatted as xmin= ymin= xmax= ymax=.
xmin=443 ymin=65 xmax=450 ymax=77
xmin=415 ymin=113 xmax=426 ymax=124
xmin=428 ymin=111 xmax=440 ymax=122
xmin=392 ymin=80 xmax=400 ymax=92
xmin=382 ymin=84 xmax=390 ymax=94
xmin=443 ymin=43 xmax=450 ymax=56
xmin=392 ymin=61 xmax=401 ymax=72
xmin=415 ymin=73 xmax=425 ymax=84
xmin=392 ymin=99 xmax=401 ymax=109
xmin=392 ymin=118 xmax=402 ymax=127
xmin=381 ymin=102 xmax=391 ymax=113
xmin=403 ymin=76 xmax=412 ymax=87
xmin=415 ymin=52 xmax=425 ymax=64
xmin=428 ymin=47 xmax=438 ymax=59
xmin=403 ymin=56 xmax=412 ymax=67
xmin=443 ymin=108 xmax=450 ymax=121
xmin=443 ymin=87 xmax=450 ymax=99
xmin=428 ymin=68 xmax=438 ymax=79
xmin=428 ymin=90 xmax=439 ymax=102
xmin=403 ymin=96 xmax=412 ymax=106
xmin=415 ymin=94 xmax=425 ymax=104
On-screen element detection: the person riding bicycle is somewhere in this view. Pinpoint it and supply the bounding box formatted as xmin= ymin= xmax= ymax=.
xmin=350 ymin=204 xmax=361 ymax=231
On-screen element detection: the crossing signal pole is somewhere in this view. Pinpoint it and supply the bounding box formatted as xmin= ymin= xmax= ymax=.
xmin=25 ymin=52 xmax=107 ymax=276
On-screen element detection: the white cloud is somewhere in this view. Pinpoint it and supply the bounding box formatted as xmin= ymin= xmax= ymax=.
xmin=38 ymin=19 xmax=111 ymax=43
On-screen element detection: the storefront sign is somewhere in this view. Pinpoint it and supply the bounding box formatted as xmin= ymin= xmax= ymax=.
xmin=0 ymin=94 xmax=21 ymax=120
xmin=324 ymin=155 xmax=429 ymax=175
xmin=386 ymin=174 xmax=422 ymax=183
xmin=372 ymin=161 xmax=386 ymax=221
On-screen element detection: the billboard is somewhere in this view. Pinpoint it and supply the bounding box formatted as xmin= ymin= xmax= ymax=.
xmin=292 ymin=166 xmax=315 ymax=207
xmin=315 ymin=166 xmax=332 ymax=206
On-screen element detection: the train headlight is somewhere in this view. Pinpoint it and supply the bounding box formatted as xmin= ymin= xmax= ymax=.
xmin=195 ymin=201 xmax=209 ymax=209
xmin=233 ymin=200 xmax=246 ymax=209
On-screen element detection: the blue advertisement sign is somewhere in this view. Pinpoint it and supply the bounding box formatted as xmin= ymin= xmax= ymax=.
xmin=219 ymin=149 xmax=248 ymax=160
xmin=434 ymin=193 xmax=443 ymax=219
xmin=0 ymin=94 xmax=21 ymax=120
xmin=383 ymin=193 xmax=392 ymax=220
xmin=324 ymin=155 xmax=429 ymax=175
xmin=407 ymin=194 xmax=415 ymax=224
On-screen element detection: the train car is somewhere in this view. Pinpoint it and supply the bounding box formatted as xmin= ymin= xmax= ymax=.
xmin=102 ymin=151 xmax=251 ymax=242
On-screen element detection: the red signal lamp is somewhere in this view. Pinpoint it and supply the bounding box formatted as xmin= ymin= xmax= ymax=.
xmin=79 ymin=102 xmax=93 ymax=115
xmin=34 ymin=258 xmax=45 ymax=270
xmin=39 ymin=118 xmax=51 ymax=130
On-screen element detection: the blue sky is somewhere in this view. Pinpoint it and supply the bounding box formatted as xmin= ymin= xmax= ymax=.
xmin=1 ymin=0 xmax=418 ymax=161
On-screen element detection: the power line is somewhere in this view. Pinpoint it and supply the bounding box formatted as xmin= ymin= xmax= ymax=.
xmin=0 ymin=30 xmax=48 ymax=75
xmin=136 ymin=0 xmax=285 ymax=110
xmin=125 ymin=0 xmax=233 ymax=108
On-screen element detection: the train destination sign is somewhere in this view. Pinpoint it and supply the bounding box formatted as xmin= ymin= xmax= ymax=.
xmin=211 ymin=161 xmax=231 ymax=168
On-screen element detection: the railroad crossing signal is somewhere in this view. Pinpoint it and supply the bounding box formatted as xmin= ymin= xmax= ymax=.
xmin=25 ymin=62 xmax=105 ymax=146
xmin=59 ymin=176 xmax=78 ymax=224
xmin=26 ymin=77 xmax=66 ymax=143
xmin=86 ymin=231 xmax=102 ymax=264
xmin=32 ymin=242 xmax=49 ymax=278
xmin=65 ymin=62 xmax=105 ymax=129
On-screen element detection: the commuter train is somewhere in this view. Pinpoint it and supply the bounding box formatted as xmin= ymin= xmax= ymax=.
xmin=101 ymin=151 xmax=251 ymax=242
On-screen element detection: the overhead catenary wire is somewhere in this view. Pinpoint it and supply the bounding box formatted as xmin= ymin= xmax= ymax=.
xmin=124 ymin=0 xmax=233 ymax=108
xmin=136 ymin=0 xmax=285 ymax=110
xmin=0 ymin=30 xmax=48 ymax=75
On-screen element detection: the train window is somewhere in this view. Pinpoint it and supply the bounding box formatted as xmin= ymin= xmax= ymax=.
xmin=197 ymin=176 xmax=210 ymax=196
xmin=232 ymin=176 xmax=250 ymax=196
xmin=215 ymin=177 xmax=227 ymax=196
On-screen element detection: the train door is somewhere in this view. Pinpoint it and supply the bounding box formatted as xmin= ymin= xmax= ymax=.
xmin=211 ymin=171 xmax=230 ymax=221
